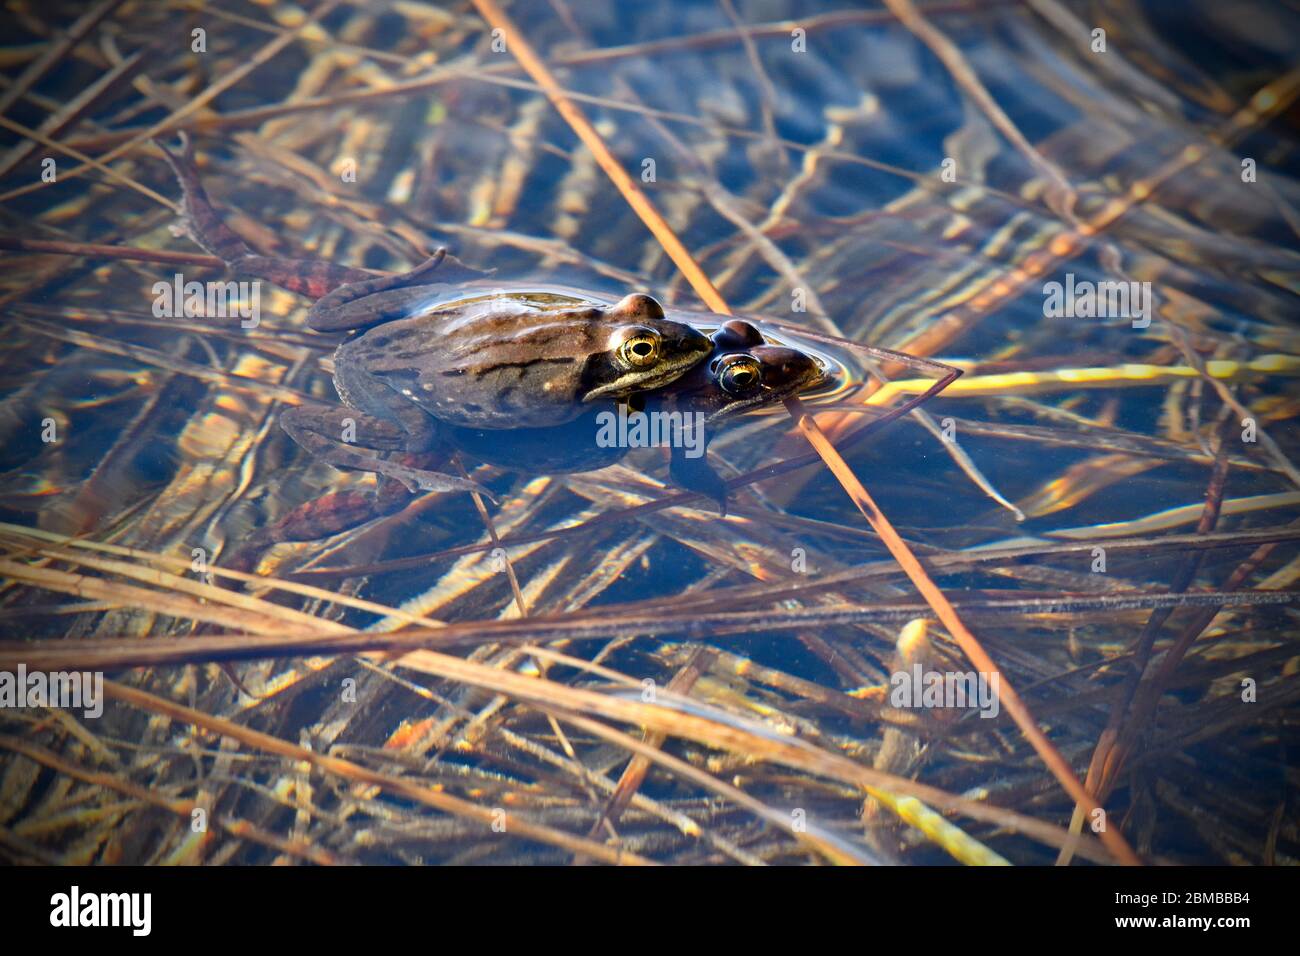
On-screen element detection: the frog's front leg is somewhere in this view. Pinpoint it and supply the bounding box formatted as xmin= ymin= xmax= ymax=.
xmin=669 ymin=446 xmax=730 ymax=516
xmin=279 ymin=404 xmax=495 ymax=501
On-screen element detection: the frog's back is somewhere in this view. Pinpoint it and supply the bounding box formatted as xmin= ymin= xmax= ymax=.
xmin=337 ymin=297 xmax=611 ymax=429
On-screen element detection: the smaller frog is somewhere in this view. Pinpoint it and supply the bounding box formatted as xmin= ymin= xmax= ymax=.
xmin=654 ymin=319 xmax=826 ymax=514
xmin=156 ymin=136 xmax=712 ymax=500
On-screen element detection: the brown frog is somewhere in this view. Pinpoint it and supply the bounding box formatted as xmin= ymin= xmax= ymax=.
xmin=279 ymin=282 xmax=711 ymax=499
xmin=157 ymin=136 xmax=712 ymax=500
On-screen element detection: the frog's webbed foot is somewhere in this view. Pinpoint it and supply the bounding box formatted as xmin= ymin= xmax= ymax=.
xmin=374 ymin=461 xmax=497 ymax=501
xmin=280 ymin=405 xmax=496 ymax=503
xmin=156 ymin=134 xmax=378 ymax=299
xmin=155 ymin=133 xmax=255 ymax=264
xmin=223 ymin=483 xmax=422 ymax=567
xmin=669 ymin=449 xmax=729 ymax=517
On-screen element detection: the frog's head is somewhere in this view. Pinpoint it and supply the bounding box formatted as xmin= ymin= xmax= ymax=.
xmin=662 ymin=320 xmax=825 ymax=516
xmin=678 ymin=320 xmax=826 ymax=422
xmin=581 ymin=294 xmax=711 ymax=401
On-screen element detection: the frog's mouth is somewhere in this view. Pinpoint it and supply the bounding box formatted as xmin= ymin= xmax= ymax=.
xmin=582 ymin=355 xmax=707 ymax=403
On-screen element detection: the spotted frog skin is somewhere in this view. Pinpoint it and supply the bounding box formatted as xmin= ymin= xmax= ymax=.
xmin=157 ymin=136 xmax=711 ymax=500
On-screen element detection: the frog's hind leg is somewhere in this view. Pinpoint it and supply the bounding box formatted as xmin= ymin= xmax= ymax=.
xmin=155 ymin=133 xmax=250 ymax=263
xmin=155 ymin=134 xmax=375 ymax=298
xmin=304 ymin=250 xmax=491 ymax=332
xmin=280 ymin=404 xmax=496 ymax=501
xmin=223 ymin=479 xmax=420 ymax=570
xmin=304 ymin=252 xmax=450 ymax=331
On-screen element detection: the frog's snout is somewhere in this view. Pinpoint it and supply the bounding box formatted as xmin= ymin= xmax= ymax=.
xmin=671 ymin=323 xmax=714 ymax=362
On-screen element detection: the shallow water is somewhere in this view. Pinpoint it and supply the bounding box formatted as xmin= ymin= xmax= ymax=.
xmin=0 ymin=0 xmax=1297 ymax=866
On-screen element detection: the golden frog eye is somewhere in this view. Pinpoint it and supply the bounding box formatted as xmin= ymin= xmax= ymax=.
xmin=617 ymin=328 xmax=661 ymax=368
xmin=717 ymin=355 xmax=762 ymax=395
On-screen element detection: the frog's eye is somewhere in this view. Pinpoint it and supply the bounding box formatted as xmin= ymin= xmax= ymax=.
xmin=617 ymin=328 xmax=661 ymax=368
xmin=717 ymin=355 xmax=762 ymax=395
